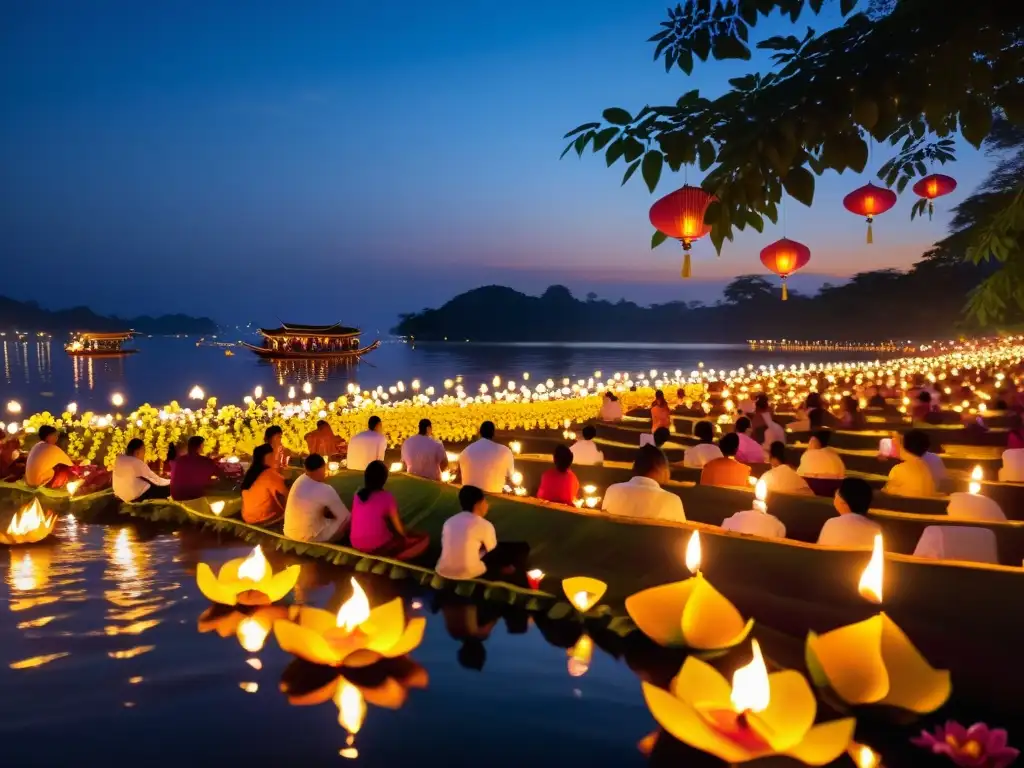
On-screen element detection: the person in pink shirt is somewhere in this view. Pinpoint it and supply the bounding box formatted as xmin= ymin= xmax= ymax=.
xmin=733 ymin=416 xmax=765 ymax=464
xmin=651 ymin=390 xmax=672 ymax=433
xmin=350 ymin=461 xmax=429 ymax=561
xmin=537 ymin=445 xmax=580 ymax=505
xmin=169 ymin=436 xmax=225 ymax=501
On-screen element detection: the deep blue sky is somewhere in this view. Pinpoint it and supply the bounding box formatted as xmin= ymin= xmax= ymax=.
xmin=0 ymin=0 xmax=991 ymax=331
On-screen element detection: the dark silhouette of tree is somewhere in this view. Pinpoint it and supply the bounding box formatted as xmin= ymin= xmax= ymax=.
xmin=0 ymin=296 xmax=217 ymax=334
xmin=723 ymin=275 xmax=774 ymax=304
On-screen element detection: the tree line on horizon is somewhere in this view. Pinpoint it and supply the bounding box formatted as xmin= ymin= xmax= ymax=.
xmin=0 ymin=295 xmax=218 ymax=336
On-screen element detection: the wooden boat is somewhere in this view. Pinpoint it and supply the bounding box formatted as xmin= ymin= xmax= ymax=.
xmin=243 ymin=322 xmax=379 ymax=359
xmin=64 ymin=330 xmax=137 ymax=357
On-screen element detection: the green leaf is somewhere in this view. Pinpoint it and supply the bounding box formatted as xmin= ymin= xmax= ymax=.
xmin=621 ymin=159 xmax=641 ymax=185
xmin=698 ymin=141 xmax=716 ymax=171
xmin=959 ymin=100 xmax=993 ymax=148
xmin=563 ymin=122 xmax=600 ymax=139
xmin=573 ymin=133 xmax=590 ymax=157
xmin=605 ymin=139 xmax=625 ymax=166
xmin=782 ymin=166 xmax=815 ymax=206
xmin=602 ymin=107 xmax=633 ymax=125
xmin=592 ymin=127 xmax=618 ymax=152
xmin=622 ymin=137 xmax=645 ymax=163
xmin=652 ymin=230 xmax=669 ymax=249
xmin=853 ymin=100 xmax=878 ymax=130
xmin=846 ymin=136 xmax=869 ymax=173
xmin=692 ymin=27 xmax=711 ymax=60
xmin=743 ymin=208 xmax=764 ymax=233
xmin=641 ymin=150 xmax=664 ymax=192
xmin=559 ymin=140 xmax=574 ymax=160
xmin=839 ymin=0 xmax=856 ymax=14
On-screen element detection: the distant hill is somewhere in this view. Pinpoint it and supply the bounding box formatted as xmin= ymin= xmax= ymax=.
xmin=0 ymin=296 xmax=217 ymax=335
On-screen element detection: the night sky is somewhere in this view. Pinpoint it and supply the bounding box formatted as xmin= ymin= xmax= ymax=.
xmin=0 ymin=0 xmax=991 ymax=331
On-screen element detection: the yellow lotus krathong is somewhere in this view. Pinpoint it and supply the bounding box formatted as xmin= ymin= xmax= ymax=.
xmin=642 ymin=639 xmax=856 ymax=765
xmin=805 ymin=533 xmax=952 ymax=713
xmin=0 ymin=499 xmax=58 ymax=545
xmin=625 ymin=531 xmax=753 ymax=650
xmin=196 ymin=544 xmax=302 ymax=607
xmin=272 ymin=577 xmax=426 ymax=668
xmin=562 ymin=576 xmax=607 ymax=613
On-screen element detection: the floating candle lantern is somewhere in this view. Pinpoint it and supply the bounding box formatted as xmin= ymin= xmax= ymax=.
xmin=805 ymin=533 xmax=951 ymax=713
xmin=0 ymin=499 xmax=58 ymax=545
xmin=273 ymin=578 xmax=426 ymax=667
xmin=111 ymin=392 xmax=125 ymax=408
xmin=196 ymin=544 xmax=301 ymax=606
xmin=562 ymin=576 xmax=607 ymax=613
xmin=642 ymin=640 xmax=855 ymax=764
xmin=189 ymin=385 xmax=205 ymax=400
xmin=526 ymin=569 xmax=545 ymax=590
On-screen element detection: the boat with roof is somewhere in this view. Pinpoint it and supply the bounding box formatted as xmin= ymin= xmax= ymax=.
xmin=64 ymin=330 xmax=138 ymax=357
xmin=240 ymin=322 xmax=379 ymax=359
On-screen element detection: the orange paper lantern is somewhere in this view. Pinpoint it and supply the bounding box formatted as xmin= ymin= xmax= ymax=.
xmin=649 ymin=185 xmax=717 ymax=278
xmin=842 ymin=183 xmax=897 ymax=244
xmin=760 ymin=237 xmax=811 ymax=301
xmin=912 ymin=173 xmax=957 ymax=219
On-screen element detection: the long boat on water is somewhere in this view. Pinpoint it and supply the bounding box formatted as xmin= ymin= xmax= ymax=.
xmin=64 ymin=330 xmax=138 ymax=357
xmin=241 ymin=322 xmax=379 ymax=359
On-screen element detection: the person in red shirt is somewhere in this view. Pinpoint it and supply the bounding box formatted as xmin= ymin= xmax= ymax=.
xmin=537 ymin=445 xmax=580 ymax=506
xmin=699 ymin=433 xmax=752 ymax=488
xmin=170 ymin=436 xmax=224 ymax=501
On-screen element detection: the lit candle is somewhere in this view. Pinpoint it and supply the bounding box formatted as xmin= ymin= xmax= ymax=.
xmin=526 ymin=569 xmax=545 ymax=590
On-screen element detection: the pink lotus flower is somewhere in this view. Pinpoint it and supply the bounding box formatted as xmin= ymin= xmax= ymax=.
xmin=912 ymin=721 xmax=1019 ymax=768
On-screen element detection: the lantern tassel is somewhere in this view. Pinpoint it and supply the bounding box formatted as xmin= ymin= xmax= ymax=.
xmin=781 ymin=281 xmax=788 ymax=301
xmin=928 ymin=200 xmax=934 ymax=220
xmin=681 ymin=252 xmax=691 ymax=279
xmin=866 ymin=220 xmax=873 ymax=245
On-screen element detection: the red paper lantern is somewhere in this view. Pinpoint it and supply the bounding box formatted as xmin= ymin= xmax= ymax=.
xmin=912 ymin=173 xmax=957 ymax=219
xmin=842 ymin=183 xmax=898 ymax=244
xmin=760 ymin=237 xmax=811 ymax=301
xmin=649 ymin=185 xmax=717 ymax=278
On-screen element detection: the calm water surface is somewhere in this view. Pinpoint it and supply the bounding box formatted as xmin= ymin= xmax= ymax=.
xmin=0 ymin=336 xmax=896 ymax=412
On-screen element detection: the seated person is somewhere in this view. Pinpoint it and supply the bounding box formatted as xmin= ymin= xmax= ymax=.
xmin=284 ymin=453 xmax=351 ymax=542
xmin=797 ymin=429 xmax=846 ymax=479
xmin=883 ymin=429 xmax=939 ymax=497
xmin=458 ymin=421 xmax=515 ymax=493
xmin=304 ymin=420 xmax=346 ymax=458
xmin=436 ymin=485 xmax=530 ymax=582
xmin=759 ymin=441 xmax=813 ymax=495
xmin=351 ymin=460 xmax=429 ymax=560
xmin=653 ymin=426 xmax=671 ymax=448
xmin=570 ymin=425 xmax=604 ymax=465
xmin=788 ymin=392 xmax=825 ymax=432
xmin=999 ymin=447 xmax=1024 ymax=483
xmin=700 ymin=433 xmax=751 ymax=488
xmin=817 ymin=478 xmax=881 ymax=549
xmin=683 ymin=421 xmax=723 ymax=468
xmin=25 ymin=425 xmax=76 ymax=489
xmin=347 ymin=415 xmax=388 ymax=472
xmin=537 ymin=445 xmax=580 ymax=505
xmin=264 ymin=426 xmax=293 ymax=469
xmin=750 ymin=394 xmax=772 ymax=434
xmin=911 ymin=391 xmax=941 ymax=423
xmin=400 ymin=418 xmax=448 ymax=481
xmin=603 ymin=444 xmax=685 ymax=522
xmin=733 ymin=416 xmax=764 ymax=464
xmin=721 ymin=500 xmax=786 ymax=539
xmin=1007 ymin=412 xmax=1024 ymax=451
xmin=241 ymin=444 xmax=288 ymax=524
xmin=838 ymin=396 xmax=865 ymax=429
xmin=170 ymin=436 xmax=224 ymax=501
xmin=0 ymin=436 xmax=25 ymax=481
xmin=600 ymin=392 xmax=623 ymax=422
xmin=650 ymin=390 xmax=672 ymax=432
xmin=113 ymin=438 xmax=171 ymax=502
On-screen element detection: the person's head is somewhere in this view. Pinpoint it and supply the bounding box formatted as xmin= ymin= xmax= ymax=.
xmin=303 ymin=452 xmax=327 ymax=481
xmin=187 ymin=435 xmax=205 ymax=455
xmin=735 ymin=416 xmax=751 ymax=435
xmin=902 ymin=429 xmax=930 ymax=458
xmin=368 ymin=415 xmax=382 ymax=433
xmin=166 ymin=443 xmax=178 ymax=463
xmin=694 ymin=420 xmax=714 ymax=444
xmin=755 ymin=393 xmax=770 ymax=412
xmin=653 ymin=427 xmax=671 ymax=448
xmin=38 ymin=425 xmax=58 ymax=444
xmin=356 ymin=460 xmax=389 ymax=502
xmin=553 ymin=444 xmax=574 ymax=472
xmin=808 ymin=408 xmax=826 ymax=430
xmin=917 ymin=390 xmax=932 ymax=405
xmin=418 ymin=418 xmax=432 ymax=437
xmin=805 ymin=392 xmax=822 ymax=410
xmin=605 ymin=392 xmax=618 ymax=402
xmin=768 ymin=441 xmax=786 ymax=466
xmin=1010 ymin=411 xmax=1024 ymax=434
xmin=242 ymin=444 xmax=275 ymax=490
xmin=654 ymin=389 xmax=667 ymax=405
xmin=633 ymin=443 xmax=670 ymax=484
xmin=842 ymin=395 xmax=858 ymax=414
xmin=264 ymin=425 xmax=283 ymax=448
xmin=835 ymin=477 xmax=873 ymax=516
xmin=57 ymin=431 xmax=70 ymax=449
xmin=316 ymin=419 xmax=330 ymax=431
xmin=581 ymin=425 xmax=597 ymax=441
xmin=718 ymin=432 xmax=740 ymax=458
xmin=479 ymin=421 xmax=496 ymax=440
xmin=809 ymin=429 xmax=832 ymax=450
xmin=459 ymin=484 xmax=488 ymax=516
xmin=676 ymin=387 xmax=686 ymax=400
xmin=125 ymin=438 xmax=145 ymax=459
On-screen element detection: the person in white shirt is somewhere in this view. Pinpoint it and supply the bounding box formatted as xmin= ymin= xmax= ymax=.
xmin=734 ymin=416 xmax=765 ymax=464
xmin=760 ymin=441 xmax=813 ymax=495
xmin=401 ymin=418 xmax=448 ymax=481
xmin=683 ymin=421 xmax=723 ymax=468
xmin=762 ymin=416 xmax=786 ymax=453
xmin=603 ymin=445 xmax=685 ymax=523
xmin=113 ymin=438 xmax=171 ymax=502
xmin=600 ymin=392 xmax=624 ymax=422
xmin=721 ymin=507 xmax=786 ymax=539
xmin=284 ymin=454 xmax=351 ymax=542
xmin=436 ymin=485 xmax=530 ymax=581
xmin=570 ymin=425 xmax=604 ymax=465
xmin=883 ymin=430 xmax=939 ymax=497
xmin=458 ymin=421 xmax=515 ymax=493
xmin=797 ymin=429 xmax=846 ymax=479
xmin=817 ymin=478 xmax=881 ymax=549
xmin=347 ymin=416 xmax=388 ymax=472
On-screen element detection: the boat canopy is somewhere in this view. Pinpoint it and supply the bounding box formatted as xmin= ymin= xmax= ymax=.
xmin=72 ymin=331 xmax=135 ymax=342
xmin=258 ymin=323 xmax=361 ymax=339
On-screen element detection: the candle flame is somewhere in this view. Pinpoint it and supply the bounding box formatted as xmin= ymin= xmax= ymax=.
xmin=583 ymin=484 xmax=597 ymax=494
xmin=971 ymin=465 xmax=983 ymax=482
xmin=509 ymin=441 xmax=521 ymax=454
xmin=237 ymin=545 xmax=269 ymax=582
xmin=236 ymin=616 xmax=269 ymax=653
xmin=858 ymin=533 xmax=884 ymax=604
xmin=526 ymin=568 xmax=545 ymax=584
xmin=336 ymin=680 xmax=366 ymax=735
xmin=7 ymin=499 xmax=54 ymax=536
xmin=336 ymin=578 xmax=371 ymax=631
xmin=209 ymin=500 xmax=226 ymax=516
xmin=389 ymin=462 xmax=404 ymax=472
xmin=440 ymin=470 xmax=452 ymax=483
xmin=189 ymin=385 xmax=205 ymax=400
xmin=571 ymin=590 xmax=591 ymax=611
xmin=730 ymin=639 xmax=770 ymax=714
xmin=754 ymin=478 xmax=767 ymax=504
xmin=850 ymin=743 xmax=881 ymax=768
xmin=66 ymin=480 xmax=82 ymax=496
xmin=685 ymin=530 xmax=701 ymax=574
xmin=567 ymin=634 xmax=593 ymax=677
xmin=511 ymin=471 xmax=523 ymax=486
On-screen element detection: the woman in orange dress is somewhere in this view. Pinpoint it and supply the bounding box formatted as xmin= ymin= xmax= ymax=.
xmin=241 ymin=444 xmax=287 ymax=525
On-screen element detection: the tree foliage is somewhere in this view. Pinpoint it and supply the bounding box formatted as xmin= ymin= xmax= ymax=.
xmin=562 ymin=0 xmax=1024 ymax=320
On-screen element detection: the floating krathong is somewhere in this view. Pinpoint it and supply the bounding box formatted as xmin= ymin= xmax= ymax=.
xmin=562 ymin=576 xmax=607 ymax=614
xmin=625 ymin=530 xmax=753 ymax=650
xmin=642 ymin=639 xmax=856 ymax=764
xmin=196 ymin=544 xmax=301 ymax=606
xmin=0 ymin=499 xmax=58 ymax=545
xmin=805 ymin=534 xmax=952 ymax=713
xmin=273 ymin=578 xmax=425 ymax=668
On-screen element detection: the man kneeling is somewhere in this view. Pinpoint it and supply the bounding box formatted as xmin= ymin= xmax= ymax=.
xmin=436 ymin=485 xmax=530 ymax=585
